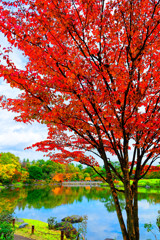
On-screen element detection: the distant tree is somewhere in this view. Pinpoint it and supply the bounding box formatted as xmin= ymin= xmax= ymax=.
xmin=71 ymin=172 xmax=84 ymax=181
xmin=28 ymin=166 xmax=43 ymax=180
xmin=84 ymin=173 xmax=90 ymax=179
xmin=50 ymin=161 xmax=65 ymax=173
xmin=77 ymin=164 xmax=83 ymax=171
xmin=36 ymin=159 xmax=45 ymax=167
xmin=141 ymin=165 xmax=160 ymax=179
xmin=0 ymin=152 xmax=21 ymax=183
xmin=85 ymin=176 xmax=91 ymax=181
xmin=0 ymin=152 xmax=20 ymax=170
xmin=21 ymin=159 xmax=30 ymax=169
xmin=83 ymin=166 xmax=100 ymax=178
xmin=52 ymin=173 xmax=64 ymax=182
xmin=21 ymin=170 xmax=29 ymax=182
xmin=65 ymin=163 xmax=79 ymax=173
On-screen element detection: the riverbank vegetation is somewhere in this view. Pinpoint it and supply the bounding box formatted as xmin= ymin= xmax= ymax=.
xmin=0 ymin=210 xmax=67 ymax=240
xmin=0 ymin=152 xmax=160 ymax=189
xmin=15 ymin=219 xmax=66 ymax=240
xmin=101 ymin=179 xmax=160 ymax=189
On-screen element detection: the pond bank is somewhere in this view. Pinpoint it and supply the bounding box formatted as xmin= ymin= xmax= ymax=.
xmin=62 ymin=181 xmax=102 ymax=186
xmin=1 ymin=179 xmax=160 ymax=190
xmin=14 ymin=219 xmax=64 ymax=240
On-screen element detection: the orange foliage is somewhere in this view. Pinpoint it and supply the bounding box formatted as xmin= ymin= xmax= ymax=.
xmin=52 ymin=187 xmax=63 ymax=195
xmin=52 ymin=173 xmax=64 ymax=182
xmin=114 ymin=180 xmax=120 ymax=184
xmin=85 ymin=177 xmax=91 ymax=181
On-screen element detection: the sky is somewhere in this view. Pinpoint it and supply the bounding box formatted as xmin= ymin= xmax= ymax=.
xmin=0 ymin=33 xmax=48 ymax=161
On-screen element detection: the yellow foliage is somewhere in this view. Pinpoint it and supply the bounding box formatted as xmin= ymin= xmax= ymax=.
xmin=0 ymin=163 xmax=16 ymax=181
xmin=21 ymin=171 xmax=29 ymax=182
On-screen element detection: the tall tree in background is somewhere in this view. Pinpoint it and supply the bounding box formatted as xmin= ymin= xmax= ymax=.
xmin=0 ymin=0 xmax=160 ymax=239
xmin=0 ymin=152 xmax=21 ymax=183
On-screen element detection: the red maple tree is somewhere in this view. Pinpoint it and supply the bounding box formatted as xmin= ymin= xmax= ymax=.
xmin=0 ymin=0 xmax=160 ymax=239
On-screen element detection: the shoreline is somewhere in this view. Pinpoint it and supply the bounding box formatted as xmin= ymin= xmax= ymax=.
xmin=0 ymin=179 xmax=160 ymax=189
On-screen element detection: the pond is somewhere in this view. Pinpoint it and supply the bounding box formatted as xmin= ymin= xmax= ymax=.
xmin=0 ymin=185 xmax=160 ymax=240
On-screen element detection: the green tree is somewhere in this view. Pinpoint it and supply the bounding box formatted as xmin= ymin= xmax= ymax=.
xmin=21 ymin=158 xmax=30 ymax=169
xmin=77 ymin=164 xmax=83 ymax=171
xmin=36 ymin=159 xmax=46 ymax=167
xmin=28 ymin=166 xmax=43 ymax=180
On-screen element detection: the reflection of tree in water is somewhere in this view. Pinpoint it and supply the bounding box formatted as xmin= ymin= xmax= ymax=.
xmin=0 ymin=186 xmax=160 ymax=213
xmin=100 ymin=191 xmax=126 ymax=212
xmin=0 ymin=187 xmax=27 ymax=213
xmin=138 ymin=190 xmax=160 ymax=204
xmin=24 ymin=186 xmax=126 ymax=212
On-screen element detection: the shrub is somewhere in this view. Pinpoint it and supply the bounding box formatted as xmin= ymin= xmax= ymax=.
xmin=0 ymin=221 xmax=14 ymax=240
xmin=0 ymin=210 xmax=13 ymax=223
xmin=47 ymin=217 xmax=57 ymax=230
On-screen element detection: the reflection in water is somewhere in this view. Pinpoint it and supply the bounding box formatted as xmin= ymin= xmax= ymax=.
xmin=0 ymin=186 xmax=160 ymax=239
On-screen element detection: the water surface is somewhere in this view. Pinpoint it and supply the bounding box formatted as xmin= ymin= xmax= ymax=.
xmin=0 ymin=185 xmax=160 ymax=240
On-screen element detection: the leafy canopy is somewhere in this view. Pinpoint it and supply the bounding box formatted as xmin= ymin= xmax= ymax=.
xmin=0 ymin=0 xmax=160 ymax=179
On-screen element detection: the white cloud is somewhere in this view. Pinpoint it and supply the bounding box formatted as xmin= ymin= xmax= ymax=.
xmin=0 ymin=33 xmax=49 ymax=161
xmin=0 ymin=107 xmax=48 ymax=160
xmin=0 ymin=80 xmax=48 ymax=161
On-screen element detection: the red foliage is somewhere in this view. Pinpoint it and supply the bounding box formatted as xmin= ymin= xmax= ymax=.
xmin=1 ymin=1 xmax=160 ymax=238
xmin=141 ymin=165 xmax=160 ymax=175
xmin=0 ymin=0 xmax=159 ymax=174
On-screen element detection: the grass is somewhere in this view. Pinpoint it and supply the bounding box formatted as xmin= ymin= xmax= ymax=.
xmin=138 ymin=179 xmax=160 ymax=187
xmin=15 ymin=219 xmax=68 ymax=240
xmin=101 ymin=179 xmax=160 ymax=188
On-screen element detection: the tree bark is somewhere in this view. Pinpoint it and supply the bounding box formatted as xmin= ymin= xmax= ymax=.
xmin=104 ymin=161 xmax=129 ymax=240
xmin=133 ymin=182 xmax=139 ymax=240
xmin=104 ymin=164 xmax=140 ymax=240
xmin=124 ymin=174 xmax=137 ymax=240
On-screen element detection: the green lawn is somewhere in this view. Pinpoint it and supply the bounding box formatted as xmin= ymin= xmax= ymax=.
xmin=101 ymin=179 xmax=160 ymax=188
xmin=15 ymin=219 xmax=68 ymax=240
xmin=138 ymin=179 xmax=160 ymax=187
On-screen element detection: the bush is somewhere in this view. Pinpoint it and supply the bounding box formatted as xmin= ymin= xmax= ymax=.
xmin=0 ymin=210 xmax=13 ymax=223
xmin=0 ymin=221 xmax=14 ymax=240
xmin=0 ymin=210 xmax=14 ymax=240
xmin=47 ymin=217 xmax=57 ymax=230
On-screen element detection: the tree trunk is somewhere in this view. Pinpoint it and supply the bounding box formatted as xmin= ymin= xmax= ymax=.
xmin=124 ymin=183 xmax=136 ymax=239
xmin=104 ymin=162 xmax=129 ymax=240
xmin=105 ymin=167 xmax=139 ymax=240
xmin=133 ymin=182 xmax=139 ymax=240
xmin=112 ymin=179 xmax=139 ymax=240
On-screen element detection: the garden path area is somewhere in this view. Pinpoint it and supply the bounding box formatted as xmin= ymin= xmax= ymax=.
xmin=14 ymin=234 xmax=33 ymax=240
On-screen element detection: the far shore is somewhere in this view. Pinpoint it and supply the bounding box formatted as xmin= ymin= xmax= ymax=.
xmin=0 ymin=179 xmax=160 ymax=190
